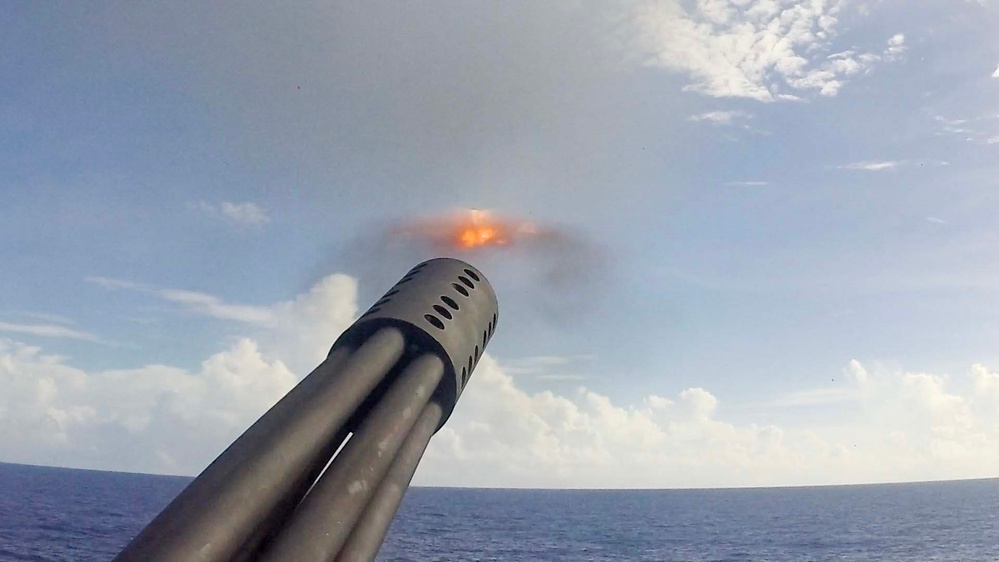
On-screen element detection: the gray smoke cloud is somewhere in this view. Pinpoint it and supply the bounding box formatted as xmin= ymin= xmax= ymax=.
xmin=334 ymin=211 xmax=611 ymax=324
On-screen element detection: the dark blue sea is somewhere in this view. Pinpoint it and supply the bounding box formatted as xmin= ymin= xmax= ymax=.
xmin=0 ymin=463 xmax=996 ymax=561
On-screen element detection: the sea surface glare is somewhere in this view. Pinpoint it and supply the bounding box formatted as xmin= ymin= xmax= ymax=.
xmin=0 ymin=463 xmax=996 ymax=561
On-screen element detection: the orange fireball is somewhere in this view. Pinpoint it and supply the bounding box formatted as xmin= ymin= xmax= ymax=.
xmin=454 ymin=210 xmax=511 ymax=249
xmin=391 ymin=208 xmax=539 ymax=252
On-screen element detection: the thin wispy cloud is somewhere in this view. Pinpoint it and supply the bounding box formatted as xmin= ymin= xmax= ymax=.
xmin=838 ymin=159 xmax=951 ymax=171
xmin=188 ymin=201 xmax=271 ymax=227
xmin=933 ymin=115 xmax=975 ymax=136
xmin=0 ymin=321 xmax=101 ymax=342
xmin=926 ymin=217 xmax=947 ymax=225
xmin=20 ymin=312 xmax=76 ymax=325
xmin=725 ymin=181 xmax=770 ymax=187
xmin=839 ymin=160 xmax=903 ymax=171
xmin=156 ymin=289 xmax=275 ymax=325
xmin=502 ymin=355 xmax=594 ymax=379
xmin=87 ymin=276 xmax=275 ymax=325
xmin=688 ymin=110 xmax=752 ymax=126
xmin=933 ymin=113 xmax=999 ymax=145
xmin=86 ymin=277 xmax=144 ymax=291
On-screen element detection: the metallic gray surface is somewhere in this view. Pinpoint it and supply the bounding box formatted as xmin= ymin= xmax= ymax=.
xmin=114 ymin=259 xmax=499 ymax=562
xmin=113 ymin=328 xmax=405 ymax=562
xmin=335 ymin=401 xmax=444 ymax=562
xmin=258 ymin=354 xmax=445 ymax=562
xmin=332 ymin=258 xmax=498 ymax=429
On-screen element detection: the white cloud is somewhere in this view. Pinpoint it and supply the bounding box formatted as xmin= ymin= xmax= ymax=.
xmin=992 ymin=64 xmax=999 ymax=78
xmin=189 ymin=201 xmax=271 ymax=227
xmin=628 ymin=1 xmax=907 ymax=101
xmin=838 ymin=160 xmax=903 ymax=171
xmin=414 ymin=357 xmax=999 ymax=488
xmin=6 ymin=273 xmax=999 ymax=487
xmin=87 ymin=273 xmax=358 ymax=374
xmin=20 ymin=312 xmax=76 ymax=325
xmin=725 ymin=180 xmax=770 ymax=186
xmin=0 ymin=321 xmax=101 ymax=343
xmin=0 ymin=337 xmax=297 ymax=475
xmin=88 ymin=276 xmax=275 ymax=326
xmin=265 ymin=274 xmax=358 ymax=375
xmin=688 ymin=110 xmax=752 ymax=125
xmin=926 ymin=217 xmax=947 ymax=225
xmin=502 ymin=355 xmax=596 ymax=383
xmin=932 ymin=113 xmax=999 ymax=145
xmin=884 ymin=33 xmax=906 ymax=61
xmin=837 ymin=159 xmax=949 ymax=171
xmin=157 ymin=289 xmax=275 ymax=325
xmin=0 ymin=272 xmax=356 ymax=474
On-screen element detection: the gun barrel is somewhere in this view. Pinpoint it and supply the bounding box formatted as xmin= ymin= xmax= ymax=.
xmin=114 ymin=258 xmax=498 ymax=562
xmin=336 ymin=402 xmax=444 ymax=562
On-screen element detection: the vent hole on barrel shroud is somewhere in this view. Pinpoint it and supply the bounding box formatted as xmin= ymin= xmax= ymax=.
xmin=441 ymin=295 xmax=460 ymax=310
xmin=452 ymin=283 xmax=469 ymax=297
xmin=464 ymin=268 xmax=480 ymax=282
xmin=458 ymin=276 xmax=475 ymax=289
xmin=424 ymin=314 xmax=445 ymax=330
xmin=433 ymin=305 xmax=453 ymax=320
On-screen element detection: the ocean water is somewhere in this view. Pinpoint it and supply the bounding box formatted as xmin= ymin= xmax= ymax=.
xmin=1 ymin=462 xmax=997 ymax=561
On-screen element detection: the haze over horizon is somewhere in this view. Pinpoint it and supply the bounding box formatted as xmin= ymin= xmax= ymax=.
xmin=3 ymin=1 xmax=999 ymax=489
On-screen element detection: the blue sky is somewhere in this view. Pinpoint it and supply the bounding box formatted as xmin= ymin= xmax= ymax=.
xmin=3 ymin=1 xmax=999 ymax=487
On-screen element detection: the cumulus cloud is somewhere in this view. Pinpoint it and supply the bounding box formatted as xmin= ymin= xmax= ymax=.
xmin=0 ymin=337 xmax=297 ymax=475
xmin=884 ymin=33 xmax=907 ymax=61
xmin=0 ymin=273 xmax=357 ymax=474
xmin=414 ymin=357 xmax=999 ymax=488
xmin=5 ymin=272 xmax=999 ymax=487
xmin=188 ymin=201 xmax=270 ymax=227
xmin=629 ymin=1 xmax=907 ymax=101
xmin=263 ymin=274 xmax=359 ymax=375
xmin=992 ymin=64 xmax=999 ymax=78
